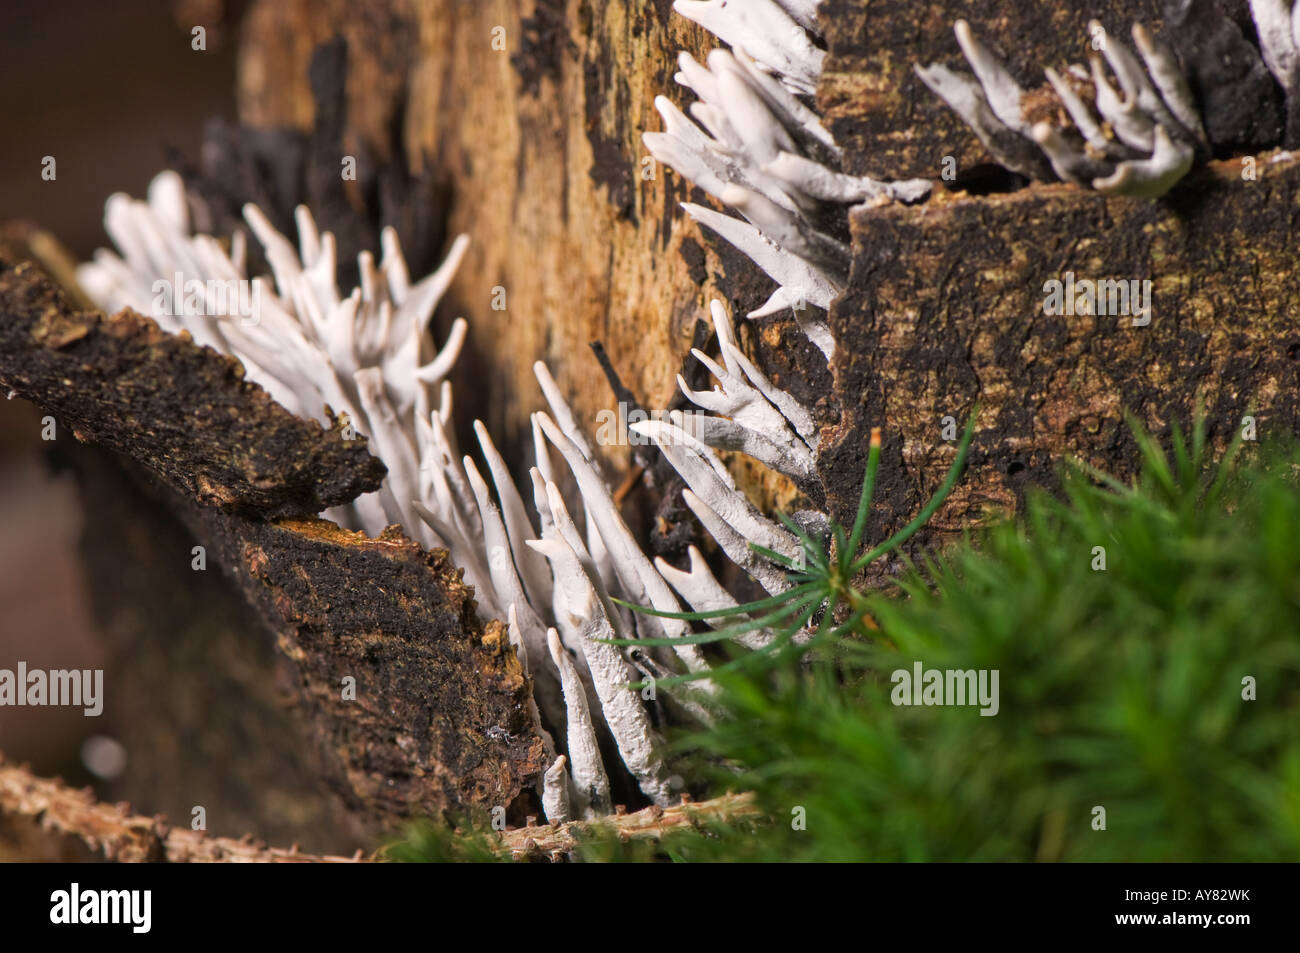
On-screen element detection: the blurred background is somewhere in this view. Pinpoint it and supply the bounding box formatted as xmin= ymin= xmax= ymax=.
xmin=0 ymin=0 xmax=241 ymax=779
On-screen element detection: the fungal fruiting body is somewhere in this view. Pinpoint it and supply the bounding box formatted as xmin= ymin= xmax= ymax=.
xmin=70 ymin=0 xmax=1078 ymax=829
xmin=644 ymin=0 xmax=930 ymax=361
xmin=919 ymin=7 xmax=1300 ymax=198
xmin=76 ymin=170 xmax=471 ymax=542
xmin=916 ymin=20 xmax=1202 ymax=197
xmin=79 ymin=171 xmax=824 ymax=822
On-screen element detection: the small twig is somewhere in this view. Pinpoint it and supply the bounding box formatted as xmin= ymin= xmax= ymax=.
xmin=613 ymin=464 xmax=646 ymax=504
xmin=0 ymin=755 xmax=366 ymax=863
xmin=497 ymin=790 xmax=760 ymax=858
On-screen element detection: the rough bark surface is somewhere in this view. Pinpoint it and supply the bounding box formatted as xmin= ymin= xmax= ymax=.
xmin=165 ymin=489 xmax=549 ymax=822
xmin=63 ymin=440 xmax=369 ymax=854
xmin=0 ymin=246 xmax=386 ymax=519
xmin=0 ymin=239 xmax=548 ymax=829
xmin=821 ymin=153 xmax=1300 ymax=542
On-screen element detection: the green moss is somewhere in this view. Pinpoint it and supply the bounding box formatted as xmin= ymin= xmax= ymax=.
xmin=669 ymin=415 xmax=1300 ymax=861
xmin=389 ymin=414 xmax=1300 ymax=862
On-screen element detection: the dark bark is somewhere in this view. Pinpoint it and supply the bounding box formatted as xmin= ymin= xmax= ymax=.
xmin=0 ymin=245 xmax=385 ymax=519
xmin=0 ymin=239 xmax=549 ymax=831
xmin=164 ymin=485 xmax=548 ymax=823
xmin=58 ymin=440 xmax=369 ymax=853
xmin=817 ymin=1 xmax=1273 ymax=183
xmin=820 ymin=154 xmax=1300 ymax=551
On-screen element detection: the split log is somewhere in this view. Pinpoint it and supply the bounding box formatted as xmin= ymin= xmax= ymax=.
xmin=0 ymin=240 xmax=549 ymax=832
xmin=164 ymin=494 xmax=549 ymax=821
xmin=0 ymin=244 xmax=385 ymax=518
xmin=820 ymin=153 xmax=1300 ymax=541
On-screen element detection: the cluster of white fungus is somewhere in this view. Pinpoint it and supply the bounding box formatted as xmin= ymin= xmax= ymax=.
xmin=76 ymin=170 xmax=471 ymax=540
xmin=644 ymin=0 xmax=929 ymax=362
xmin=79 ymin=166 xmax=822 ymax=819
xmin=917 ymin=19 xmax=1206 ymax=198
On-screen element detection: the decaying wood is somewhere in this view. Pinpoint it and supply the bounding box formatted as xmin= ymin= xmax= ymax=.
xmin=817 ymin=1 xmax=1279 ymax=183
xmin=6 ymin=0 xmax=1298 ymax=858
xmin=820 ymin=151 xmax=1300 ymax=541
xmin=231 ymin=0 xmax=1300 ymax=542
xmin=0 ymin=245 xmax=386 ymax=518
xmin=0 ymin=756 xmax=365 ymax=863
xmin=0 ymin=243 xmax=549 ymax=828
xmin=235 ymin=0 xmax=820 ymax=515
xmin=63 ymin=439 xmax=371 ymax=853
xmin=177 ymin=35 xmax=451 ymax=291
xmin=164 ymin=490 xmax=549 ymax=822
xmin=818 ymin=0 xmax=1171 ymax=182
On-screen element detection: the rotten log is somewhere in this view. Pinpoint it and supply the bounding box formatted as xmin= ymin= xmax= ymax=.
xmin=0 ymin=243 xmax=549 ymax=830
xmin=0 ymin=246 xmax=385 ymax=519
xmin=820 ymin=152 xmax=1300 ymax=541
xmin=163 ymin=494 xmax=549 ymax=821
xmin=6 ymin=0 xmax=1300 ymax=858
